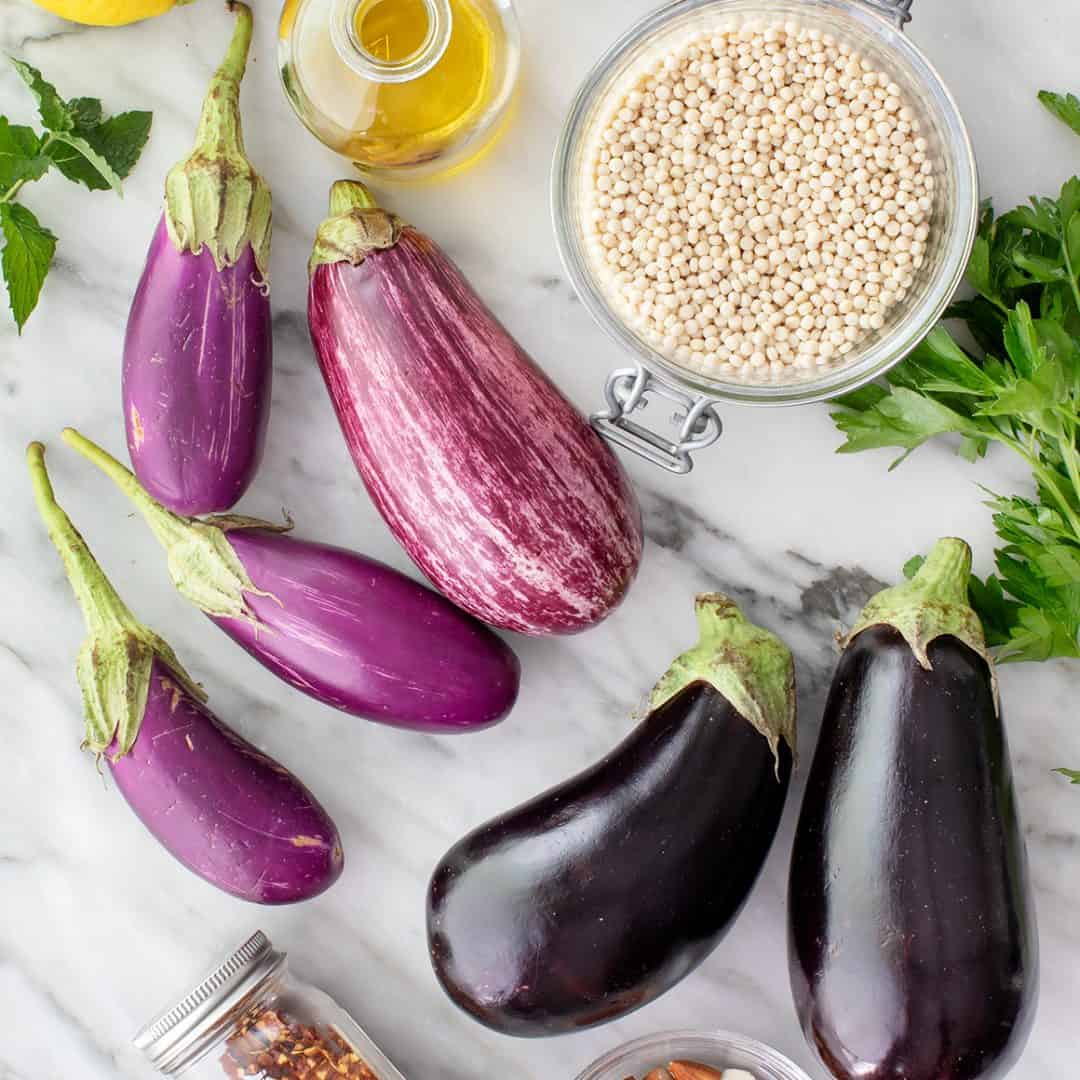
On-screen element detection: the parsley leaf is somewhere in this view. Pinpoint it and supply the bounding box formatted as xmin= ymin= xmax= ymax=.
xmin=831 ymin=89 xmax=1080 ymax=777
xmin=1057 ymin=768 xmax=1080 ymax=784
xmin=1039 ymin=90 xmax=1080 ymax=138
xmin=0 ymin=202 xmax=56 ymax=330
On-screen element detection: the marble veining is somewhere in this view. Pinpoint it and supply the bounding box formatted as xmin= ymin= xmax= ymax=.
xmin=1 ymin=0 xmax=1078 ymax=1076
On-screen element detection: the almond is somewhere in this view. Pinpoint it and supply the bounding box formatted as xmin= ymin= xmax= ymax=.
xmin=667 ymin=1062 xmax=727 ymax=1080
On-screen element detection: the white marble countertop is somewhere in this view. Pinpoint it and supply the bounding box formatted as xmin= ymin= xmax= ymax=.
xmin=1 ymin=0 xmax=1077 ymax=1076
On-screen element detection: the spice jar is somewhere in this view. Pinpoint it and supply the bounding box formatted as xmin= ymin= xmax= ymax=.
xmin=133 ymin=931 xmax=407 ymax=1080
xmin=278 ymin=0 xmax=520 ymax=179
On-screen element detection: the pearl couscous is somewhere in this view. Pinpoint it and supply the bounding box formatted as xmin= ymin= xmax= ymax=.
xmin=582 ymin=21 xmax=933 ymax=384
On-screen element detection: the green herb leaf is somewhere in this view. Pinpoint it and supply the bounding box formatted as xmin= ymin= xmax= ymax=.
xmin=9 ymin=58 xmax=72 ymax=132
xmin=1040 ymin=90 xmax=1080 ymax=137
xmin=67 ymin=97 xmax=103 ymax=134
xmin=1056 ymin=768 xmax=1080 ymax=784
xmin=47 ymin=111 xmax=152 ymax=191
xmin=0 ymin=118 xmax=50 ymax=191
xmin=830 ymin=90 xmax=1080 ymax=703
xmin=46 ymin=131 xmax=123 ymax=194
xmin=0 ymin=201 xmax=56 ymax=331
xmin=83 ymin=110 xmax=152 ymax=179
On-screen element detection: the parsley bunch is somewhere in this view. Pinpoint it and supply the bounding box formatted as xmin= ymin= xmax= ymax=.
xmin=1 ymin=59 xmax=151 ymax=331
xmin=832 ymin=92 xmax=1080 ymax=678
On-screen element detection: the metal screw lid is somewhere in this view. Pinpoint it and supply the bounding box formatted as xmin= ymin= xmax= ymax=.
xmin=133 ymin=931 xmax=286 ymax=1075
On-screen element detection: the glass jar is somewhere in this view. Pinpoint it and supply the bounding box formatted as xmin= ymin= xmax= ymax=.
xmin=133 ymin=931 xmax=407 ymax=1080
xmin=551 ymin=0 xmax=977 ymax=473
xmin=576 ymin=1030 xmax=813 ymax=1080
xmin=278 ymin=0 xmax=520 ymax=180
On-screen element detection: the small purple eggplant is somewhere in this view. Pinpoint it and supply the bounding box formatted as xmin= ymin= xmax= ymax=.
xmin=27 ymin=443 xmax=342 ymax=905
xmin=123 ymin=1 xmax=272 ymax=516
xmin=62 ymin=429 xmax=521 ymax=732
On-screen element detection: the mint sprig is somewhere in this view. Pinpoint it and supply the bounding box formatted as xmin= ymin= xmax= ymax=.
xmin=831 ymin=88 xmax=1080 ymax=779
xmin=0 ymin=58 xmax=152 ymax=331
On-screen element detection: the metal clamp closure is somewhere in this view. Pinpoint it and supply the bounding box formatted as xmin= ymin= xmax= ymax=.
xmin=591 ymin=366 xmax=722 ymax=475
xmin=860 ymin=0 xmax=913 ymax=26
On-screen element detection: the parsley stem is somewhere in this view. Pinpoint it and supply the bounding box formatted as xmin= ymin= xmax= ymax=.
xmin=0 ymin=132 xmax=57 ymax=205
xmin=1061 ymin=229 xmax=1080 ymax=315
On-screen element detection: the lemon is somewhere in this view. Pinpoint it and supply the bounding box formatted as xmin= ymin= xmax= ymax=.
xmin=31 ymin=0 xmax=191 ymax=27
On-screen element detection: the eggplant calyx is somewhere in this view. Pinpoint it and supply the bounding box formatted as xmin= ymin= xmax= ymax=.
xmin=309 ymin=180 xmax=404 ymax=273
xmin=27 ymin=443 xmax=205 ymax=760
xmin=60 ymin=429 xmax=280 ymax=625
xmin=164 ymin=1 xmax=272 ymax=276
xmin=845 ymin=536 xmax=998 ymax=705
xmin=649 ymin=593 xmax=796 ymax=772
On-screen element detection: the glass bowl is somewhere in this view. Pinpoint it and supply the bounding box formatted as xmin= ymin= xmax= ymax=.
xmin=575 ymin=1029 xmax=813 ymax=1080
xmin=551 ymin=0 xmax=978 ymax=471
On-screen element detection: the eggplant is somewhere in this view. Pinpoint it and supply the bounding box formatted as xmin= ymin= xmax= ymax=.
xmin=63 ymin=429 xmax=520 ymax=732
xmin=27 ymin=443 xmax=342 ymax=904
xmin=427 ymin=595 xmax=796 ymax=1035
xmin=307 ymin=181 xmax=643 ymax=636
xmin=123 ymin=2 xmax=272 ymax=515
xmin=788 ymin=538 xmax=1037 ymax=1080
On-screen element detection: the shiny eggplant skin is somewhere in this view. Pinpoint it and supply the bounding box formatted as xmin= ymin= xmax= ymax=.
xmin=788 ymin=626 xmax=1037 ymax=1080
xmin=428 ymin=681 xmax=792 ymax=1036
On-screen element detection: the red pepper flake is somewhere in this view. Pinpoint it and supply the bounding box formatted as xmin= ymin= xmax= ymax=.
xmin=221 ymin=1009 xmax=381 ymax=1080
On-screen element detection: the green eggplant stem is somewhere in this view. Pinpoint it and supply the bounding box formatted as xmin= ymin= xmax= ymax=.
xmin=27 ymin=442 xmax=134 ymax=637
xmin=846 ymin=536 xmax=996 ymax=702
xmin=309 ymin=180 xmax=403 ymax=272
xmin=329 ymin=179 xmax=380 ymax=215
xmin=165 ymin=0 xmax=272 ymax=274
xmin=648 ymin=592 xmax=797 ymax=771
xmin=62 ymin=428 xmax=278 ymax=623
xmin=194 ymin=1 xmax=254 ymax=156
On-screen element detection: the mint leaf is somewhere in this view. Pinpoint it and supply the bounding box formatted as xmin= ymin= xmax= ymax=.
xmin=1056 ymin=768 xmax=1080 ymax=784
xmin=9 ymin=58 xmax=72 ymax=132
xmin=0 ymin=118 xmax=50 ymax=191
xmin=1040 ymin=91 xmax=1080 ymax=138
xmin=0 ymin=202 xmax=56 ymax=331
xmin=84 ymin=111 xmax=152 ymax=179
xmin=67 ymin=97 xmax=103 ymax=134
xmin=47 ymin=131 xmax=122 ymax=194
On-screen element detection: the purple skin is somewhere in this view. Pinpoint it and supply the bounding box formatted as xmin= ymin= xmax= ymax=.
xmin=122 ymin=217 xmax=271 ymax=515
xmin=109 ymin=658 xmax=343 ymax=904
xmin=215 ymin=530 xmax=521 ymax=732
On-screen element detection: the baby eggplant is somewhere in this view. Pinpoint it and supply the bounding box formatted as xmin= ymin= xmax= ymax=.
xmin=788 ymin=538 xmax=1037 ymax=1080
xmin=427 ymin=595 xmax=796 ymax=1035
xmin=123 ymin=3 xmax=272 ymax=515
xmin=26 ymin=443 xmax=342 ymax=904
xmin=62 ymin=429 xmax=520 ymax=733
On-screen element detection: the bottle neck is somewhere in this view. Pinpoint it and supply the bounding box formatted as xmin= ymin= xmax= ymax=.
xmin=331 ymin=0 xmax=453 ymax=84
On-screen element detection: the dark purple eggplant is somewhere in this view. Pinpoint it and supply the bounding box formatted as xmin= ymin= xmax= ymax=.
xmin=26 ymin=443 xmax=342 ymax=904
xmin=427 ymin=595 xmax=796 ymax=1035
xmin=62 ymin=428 xmax=519 ymax=732
xmin=788 ymin=538 xmax=1037 ymax=1080
xmin=123 ymin=2 xmax=272 ymax=515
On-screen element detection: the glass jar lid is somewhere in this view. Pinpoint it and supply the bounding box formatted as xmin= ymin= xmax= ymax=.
xmin=133 ymin=931 xmax=286 ymax=1075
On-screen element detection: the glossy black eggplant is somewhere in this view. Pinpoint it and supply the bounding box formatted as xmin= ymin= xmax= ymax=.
xmin=427 ymin=595 xmax=796 ymax=1036
xmin=788 ymin=538 xmax=1037 ymax=1080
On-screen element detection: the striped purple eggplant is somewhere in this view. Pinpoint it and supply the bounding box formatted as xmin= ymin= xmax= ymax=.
xmin=307 ymin=182 xmax=643 ymax=637
xmin=63 ymin=429 xmax=520 ymax=733
xmin=123 ymin=1 xmax=272 ymax=516
xmin=27 ymin=443 xmax=342 ymax=905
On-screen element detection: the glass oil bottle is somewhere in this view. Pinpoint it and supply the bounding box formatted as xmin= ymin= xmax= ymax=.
xmin=278 ymin=0 xmax=520 ymax=179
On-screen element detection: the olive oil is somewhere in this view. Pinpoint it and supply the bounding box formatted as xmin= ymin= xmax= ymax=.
xmin=279 ymin=0 xmax=518 ymax=179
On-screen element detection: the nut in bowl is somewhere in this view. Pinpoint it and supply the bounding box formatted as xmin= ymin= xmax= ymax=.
xmin=576 ymin=1030 xmax=812 ymax=1080
xmin=552 ymin=0 xmax=978 ymax=472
